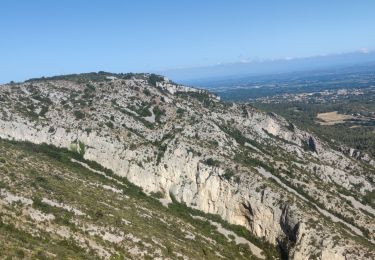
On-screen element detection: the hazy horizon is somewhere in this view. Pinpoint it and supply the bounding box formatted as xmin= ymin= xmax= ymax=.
xmin=2 ymin=50 xmax=375 ymax=85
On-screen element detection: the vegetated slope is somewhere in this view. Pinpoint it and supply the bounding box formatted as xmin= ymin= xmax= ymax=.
xmin=0 ymin=72 xmax=374 ymax=259
xmin=0 ymin=139 xmax=270 ymax=259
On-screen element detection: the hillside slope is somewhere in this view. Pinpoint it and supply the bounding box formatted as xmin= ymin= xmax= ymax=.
xmin=0 ymin=139 xmax=268 ymax=259
xmin=0 ymin=72 xmax=374 ymax=259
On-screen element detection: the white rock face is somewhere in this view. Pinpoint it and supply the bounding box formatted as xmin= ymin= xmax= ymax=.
xmin=0 ymin=74 xmax=374 ymax=259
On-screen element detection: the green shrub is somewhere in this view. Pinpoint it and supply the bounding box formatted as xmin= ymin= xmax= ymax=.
xmin=150 ymin=191 xmax=164 ymax=199
xmin=148 ymin=74 xmax=164 ymax=87
xmin=105 ymin=121 xmax=114 ymax=129
xmin=32 ymin=197 xmax=52 ymax=213
xmin=78 ymin=141 xmax=86 ymax=156
xmin=153 ymin=106 xmax=165 ymax=123
xmin=73 ymin=110 xmax=85 ymax=120
xmin=128 ymin=104 xmax=152 ymax=117
xmin=363 ymin=191 xmax=375 ymax=207
xmin=223 ymin=169 xmax=235 ymax=180
xmin=143 ymin=89 xmax=151 ymax=96
xmin=208 ymin=140 xmax=219 ymax=147
xmin=176 ymin=108 xmax=185 ymax=114
xmin=204 ymin=158 xmax=220 ymax=167
xmin=39 ymin=106 xmax=49 ymax=117
xmin=156 ymin=145 xmax=167 ymax=165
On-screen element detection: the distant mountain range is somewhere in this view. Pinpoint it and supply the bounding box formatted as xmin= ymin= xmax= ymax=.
xmin=162 ymin=50 xmax=375 ymax=85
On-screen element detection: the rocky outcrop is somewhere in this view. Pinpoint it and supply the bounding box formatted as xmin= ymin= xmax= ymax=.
xmin=308 ymin=136 xmax=318 ymax=153
xmin=340 ymin=146 xmax=375 ymax=167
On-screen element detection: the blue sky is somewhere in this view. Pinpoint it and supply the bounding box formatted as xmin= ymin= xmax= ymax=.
xmin=1 ymin=0 xmax=375 ymax=83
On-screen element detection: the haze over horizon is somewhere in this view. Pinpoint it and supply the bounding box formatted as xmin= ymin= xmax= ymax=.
xmin=1 ymin=0 xmax=375 ymax=83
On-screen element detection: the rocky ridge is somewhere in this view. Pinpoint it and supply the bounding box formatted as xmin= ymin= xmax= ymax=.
xmin=0 ymin=72 xmax=374 ymax=259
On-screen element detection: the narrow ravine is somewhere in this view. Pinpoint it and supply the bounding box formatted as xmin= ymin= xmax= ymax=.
xmin=256 ymin=167 xmax=372 ymax=242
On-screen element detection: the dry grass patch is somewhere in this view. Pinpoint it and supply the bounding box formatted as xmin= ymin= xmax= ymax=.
xmin=316 ymin=111 xmax=354 ymax=125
